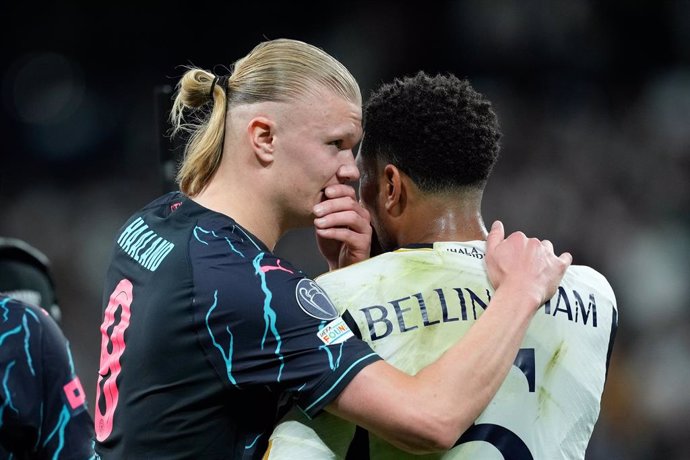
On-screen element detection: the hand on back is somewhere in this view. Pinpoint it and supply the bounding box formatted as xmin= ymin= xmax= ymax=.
xmin=485 ymin=220 xmax=572 ymax=308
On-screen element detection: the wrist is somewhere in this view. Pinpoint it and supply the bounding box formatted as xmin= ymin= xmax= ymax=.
xmin=491 ymin=281 xmax=544 ymax=315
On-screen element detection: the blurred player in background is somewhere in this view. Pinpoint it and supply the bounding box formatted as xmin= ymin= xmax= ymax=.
xmin=95 ymin=39 xmax=571 ymax=459
xmin=0 ymin=237 xmax=95 ymax=458
xmin=267 ymin=72 xmax=618 ymax=459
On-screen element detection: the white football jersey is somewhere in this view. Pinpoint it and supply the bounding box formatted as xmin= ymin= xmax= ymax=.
xmin=267 ymin=241 xmax=617 ymax=460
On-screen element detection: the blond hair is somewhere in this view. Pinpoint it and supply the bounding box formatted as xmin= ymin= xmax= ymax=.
xmin=170 ymin=38 xmax=362 ymax=196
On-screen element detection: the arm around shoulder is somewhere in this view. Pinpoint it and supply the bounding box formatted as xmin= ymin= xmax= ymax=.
xmin=326 ymin=222 xmax=572 ymax=454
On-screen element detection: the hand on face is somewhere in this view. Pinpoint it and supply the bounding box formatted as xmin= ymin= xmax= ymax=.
xmin=485 ymin=220 xmax=573 ymax=308
xmin=314 ymin=183 xmax=372 ymax=271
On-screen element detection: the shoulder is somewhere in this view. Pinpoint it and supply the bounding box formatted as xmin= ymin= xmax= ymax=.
xmin=0 ymin=296 xmax=55 ymax=334
xmin=317 ymin=245 xmax=483 ymax=290
xmin=0 ymin=296 xmax=73 ymax=383
xmin=190 ymin=225 xmax=303 ymax=283
xmin=566 ymin=265 xmax=613 ymax=292
xmin=191 ymin=243 xmax=309 ymax=324
xmin=317 ymin=250 xmax=410 ymax=283
xmin=143 ymin=191 xmax=183 ymax=211
xmin=564 ymin=264 xmax=617 ymax=309
xmin=118 ymin=192 xmax=182 ymax=228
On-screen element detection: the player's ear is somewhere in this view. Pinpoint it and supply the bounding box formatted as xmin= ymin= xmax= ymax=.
xmin=247 ymin=116 xmax=275 ymax=165
xmin=383 ymin=164 xmax=405 ymax=217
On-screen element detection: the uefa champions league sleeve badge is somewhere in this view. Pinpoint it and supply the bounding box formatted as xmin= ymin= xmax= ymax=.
xmin=295 ymin=279 xmax=354 ymax=345
xmin=295 ymin=279 xmax=339 ymax=320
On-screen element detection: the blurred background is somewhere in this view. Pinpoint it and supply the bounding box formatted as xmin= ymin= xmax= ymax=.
xmin=1 ymin=1 xmax=688 ymax=458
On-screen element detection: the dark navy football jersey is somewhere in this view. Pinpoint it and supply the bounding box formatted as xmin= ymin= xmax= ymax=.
xmin=0 ymin=295 xmax=95 ymax=459
xmin=95 ymin=192 xmax=380 ymax=460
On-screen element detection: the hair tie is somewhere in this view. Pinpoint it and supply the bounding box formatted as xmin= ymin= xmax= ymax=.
xmin=209 ymin=75 xmax=230 ymax=101
xmin=209 ymin=75 xmax=220 ymax=100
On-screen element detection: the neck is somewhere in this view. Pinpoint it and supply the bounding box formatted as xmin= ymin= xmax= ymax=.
xmin=396 ymin=190 xmax=488 ymax=246
xmin=191 ymin=161 xmax=285 ymax=251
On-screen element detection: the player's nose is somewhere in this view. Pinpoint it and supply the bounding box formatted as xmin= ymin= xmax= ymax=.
xmin=337 ymin=151 xmax=360 ymax=183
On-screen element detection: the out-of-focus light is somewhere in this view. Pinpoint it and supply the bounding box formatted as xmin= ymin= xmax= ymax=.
xmin=640 ymin=69 xmax=690 ymax=157
xmin=5 ymin=52 xmax=85 ymax=125
xmin=615 ymin=223 xmax=690 ymax=328
xmin=2 ymin=52 xmax=113 ymax=160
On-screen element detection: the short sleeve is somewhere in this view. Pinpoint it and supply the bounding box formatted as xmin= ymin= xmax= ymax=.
xmin=190 ymin=235 xmax=381 ymax=418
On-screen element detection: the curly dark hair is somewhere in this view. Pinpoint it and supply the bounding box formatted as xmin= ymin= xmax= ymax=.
xmin=362 ymin=71 xmax=501 ymax=192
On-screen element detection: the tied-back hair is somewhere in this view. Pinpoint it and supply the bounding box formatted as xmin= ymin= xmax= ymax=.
xmin=170 ymin=38 xmax=362 ymax=196
xmin=363 ymin=71 xmax=502 ymax=193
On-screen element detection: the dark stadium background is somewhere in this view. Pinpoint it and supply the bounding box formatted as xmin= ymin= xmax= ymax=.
xmin=2 ymin=2 xmax=689 ymax=458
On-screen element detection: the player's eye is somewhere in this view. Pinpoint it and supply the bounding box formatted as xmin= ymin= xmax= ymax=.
xmin=328 ymin=140 xmax=343 ymax=149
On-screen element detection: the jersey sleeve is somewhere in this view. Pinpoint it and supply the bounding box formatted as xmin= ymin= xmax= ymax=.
xmin=191 ymin=235 xmax=381 ymax=418
xmin=0 ymin=297 xmax=94 ymax=459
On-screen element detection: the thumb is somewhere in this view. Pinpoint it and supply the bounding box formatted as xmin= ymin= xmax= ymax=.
xmin=486 ymin=220 xmax=505 ymax=253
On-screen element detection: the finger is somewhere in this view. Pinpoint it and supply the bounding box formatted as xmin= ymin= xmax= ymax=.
xmin=541 ymin=239 xmax=554 ymax=253
xmin=315 ymin=227 xmax=371 ymax=248
xmin=558 ymin=252 xmax=573 ymax=266
xmin=323 ymin=184 xmax=357 ymax=200
xmin=315 ymin=210 xmax=371 ymax=233
xmin=486 ymin=220 xmax=505 ymax=253
xmin=314 ymin=196 xmax=368 ymax=218
xmin=512 ymin=231 xmax=528 ymax=241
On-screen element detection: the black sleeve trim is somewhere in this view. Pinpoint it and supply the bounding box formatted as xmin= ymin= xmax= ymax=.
xmin=342 ymin=311 xmax=363 ymax=340
xmin=605 ymin=307 xmax=618 ymax=380
xmin=346 ymin=425 xmax=371 ymax=459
